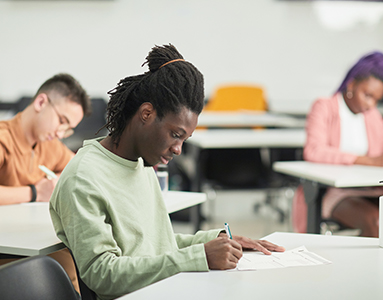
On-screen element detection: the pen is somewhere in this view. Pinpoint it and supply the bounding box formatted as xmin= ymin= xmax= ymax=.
xmin=224 ymin=222 xmax=232 ymax=239
xmin=224 ymin=222 xmax=251 ymax=262
xmin=38 ymin=165 xmax=57 ymax=180
xmin=224 ymin=222 xmax=252 ymax=263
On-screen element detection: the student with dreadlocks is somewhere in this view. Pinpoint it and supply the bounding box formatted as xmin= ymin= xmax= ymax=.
xmin=50 ymin=44 xmax=285 ymax=299
xmin=293 ymin=51 xmax=383 ymax=237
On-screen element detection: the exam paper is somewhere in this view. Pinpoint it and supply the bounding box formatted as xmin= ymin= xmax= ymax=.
xmin=236 ymin=246 xmax=331 ymax=271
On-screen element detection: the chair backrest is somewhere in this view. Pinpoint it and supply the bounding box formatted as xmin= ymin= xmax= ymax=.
xmin=0 ymin=255 xmax=79 ymax=300
xmin=69 ymin=249 xmax=97 ymax=300
xmin=74 ymin=98 xmax=108 ymax=134
xmin=204 ymin=85 xmax=267 ymax=112
xmin=62 ymin=97 xmax=109 ymax=152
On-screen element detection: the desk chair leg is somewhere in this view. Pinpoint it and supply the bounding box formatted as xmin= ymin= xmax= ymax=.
xmin=302 ymin=181 xmax=326 ymax=234
xmin=253 ymin=189 xmax=286 ymax=223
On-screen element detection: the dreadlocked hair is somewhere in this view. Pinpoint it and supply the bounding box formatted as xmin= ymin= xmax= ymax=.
xmin=105 ymin=44 xmax=204 ymax=147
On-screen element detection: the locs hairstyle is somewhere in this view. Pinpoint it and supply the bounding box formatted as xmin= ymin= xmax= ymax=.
xmin=104 ymin=44 xmax=204 ymax=147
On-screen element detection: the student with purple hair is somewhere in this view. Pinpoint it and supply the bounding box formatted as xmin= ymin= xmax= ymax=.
xmin=293 ymin=51 xmax=383 ymax=237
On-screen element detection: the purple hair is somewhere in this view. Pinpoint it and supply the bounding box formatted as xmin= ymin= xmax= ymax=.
xmin=336 ymin=51 xmax=383 ymax=93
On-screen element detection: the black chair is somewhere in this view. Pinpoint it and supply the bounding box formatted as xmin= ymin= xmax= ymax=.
xmin=0 ymin=255 xmax=80 ymax=300
xmin=15 ymin=96 xmax=32 ymax=112
xmin=69 ymin=250 xmax=97 ymax=300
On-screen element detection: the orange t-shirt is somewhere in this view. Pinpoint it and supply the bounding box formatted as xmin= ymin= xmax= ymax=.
xmin=0 ymin=113 xmax=73 ymax=186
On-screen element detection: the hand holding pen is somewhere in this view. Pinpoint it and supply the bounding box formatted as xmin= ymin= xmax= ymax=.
xmin=31 ymin=165 xmax=58 ymax=202
xmin=204 ymin=230 xmax=242 ymax=270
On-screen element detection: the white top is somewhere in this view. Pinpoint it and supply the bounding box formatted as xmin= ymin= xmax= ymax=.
xmin=338 ymin=94 xmax=368 ymax=156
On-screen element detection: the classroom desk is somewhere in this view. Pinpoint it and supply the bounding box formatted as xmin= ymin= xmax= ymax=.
xmin=119 ymin=231 xmax=383 ymax=300
xmin=180 ymin=129 xmax=305 ymax=183
xmin=187 ymin=128 xmax=305 ymax=149
xmin=197 ymin=111 xmax=305 ymax=128
xmin=174 ymin=129 xmax=305 ymax=231
xmin=272 ymin=161 xmax=383 ymax=233
xmin=0 ymin=191 xmax=206 ymax=257
xmin=0 ymin=202 xmax=64 ymax=256
xmin=164 ymin=191 xmax=206 ymax=214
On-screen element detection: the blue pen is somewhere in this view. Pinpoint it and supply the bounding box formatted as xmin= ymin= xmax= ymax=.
xmin=224 ymin=223 xmax=232 ymax=239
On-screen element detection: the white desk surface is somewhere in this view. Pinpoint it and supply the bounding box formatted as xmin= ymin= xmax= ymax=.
xmin=163 ymin=191 xmax=206 ymax=214
xmin=273 ymin=161 xmax=383 ymax=188
xmin=0 ymin=191 xmax=206 ymax=256
xmin=120 ymin=231 xmax=383 ymax=300
xmin=197 ymin=111 xmax=305 ymax=128
xmin=0 ymin=202 xmax=63 ymax=256
xmin=187 ymin=128 xmax=305 ymax=149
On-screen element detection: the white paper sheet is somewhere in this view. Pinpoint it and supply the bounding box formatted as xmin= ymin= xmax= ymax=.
xmin=236 ymin=246 xmax=331 ymax=271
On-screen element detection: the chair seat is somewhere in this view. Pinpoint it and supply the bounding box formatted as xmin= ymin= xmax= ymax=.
xmin=0 ymin=255 xmax=79 ymax=300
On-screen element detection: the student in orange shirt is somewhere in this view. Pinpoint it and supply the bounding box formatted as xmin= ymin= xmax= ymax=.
xmin=0 ymin=73 xmax=92 ymax=293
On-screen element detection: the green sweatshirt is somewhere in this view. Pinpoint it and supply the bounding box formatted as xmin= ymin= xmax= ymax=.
xmin=50 ymin=138 xmax=221 ymax=300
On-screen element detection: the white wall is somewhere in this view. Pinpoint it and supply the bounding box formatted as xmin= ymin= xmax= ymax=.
xmin=1 ymin=0 xmax=383 ymax=114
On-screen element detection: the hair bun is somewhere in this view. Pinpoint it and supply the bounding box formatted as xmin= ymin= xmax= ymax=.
xmin=142 ymin=44 xmax=184 ymax=72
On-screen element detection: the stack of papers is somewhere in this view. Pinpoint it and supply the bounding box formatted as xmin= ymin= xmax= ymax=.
xmin=236 ymin=246 xmax=331 ymax=271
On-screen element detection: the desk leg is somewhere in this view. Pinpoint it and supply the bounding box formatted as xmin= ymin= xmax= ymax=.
xmin=172 ymin=143 xmax=204 ymax=233
xmin=302 ymin=181 xmax=326 ymax=234
xmin=190 ymin=205 xmax=201 ymax=233
xmin=190 ymin=146 xmax=205 ymax=233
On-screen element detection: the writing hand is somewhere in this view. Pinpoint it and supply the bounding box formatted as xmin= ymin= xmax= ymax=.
xmin=35 ymin=177 xmax=56 ymax=202
xmin=204 ymin=237 xmax=242 ymax=270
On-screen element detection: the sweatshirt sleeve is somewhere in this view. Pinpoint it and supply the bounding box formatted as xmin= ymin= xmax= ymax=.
xmin=174 ymin=229 xmax=222 ymax=249
xmin=50 ymin=174 xmax=211 ymax=300
xmin=303 ymin=98 xmax=358 ymax=165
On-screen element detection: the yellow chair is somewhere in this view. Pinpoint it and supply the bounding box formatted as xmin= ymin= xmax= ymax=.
xmin=197 ymin=84 xmax=290 ymax=225
xmin=204 ymin=84 xmax=267 ymax=112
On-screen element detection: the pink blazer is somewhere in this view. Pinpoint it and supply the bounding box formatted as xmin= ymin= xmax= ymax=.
xmin=293 ymin=93 xmax=383 ymax=232
xmin=304 ymin=93 xmax=383 ymax=163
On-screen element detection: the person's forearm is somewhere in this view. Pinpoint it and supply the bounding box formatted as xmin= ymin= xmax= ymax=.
xmin=0 ymin=185 xmax=33 ymax=205
xmin=174 ymin=229 xmax=222 ymax=248
xmin=354 ymin=155 xmax=383 ymax=167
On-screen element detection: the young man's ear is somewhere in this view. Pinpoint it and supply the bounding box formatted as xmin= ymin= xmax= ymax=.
xmin=139 ymin=102 xmax=156 ymax=123
xmin=33 ymin=93 xmax=49 ymax=113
